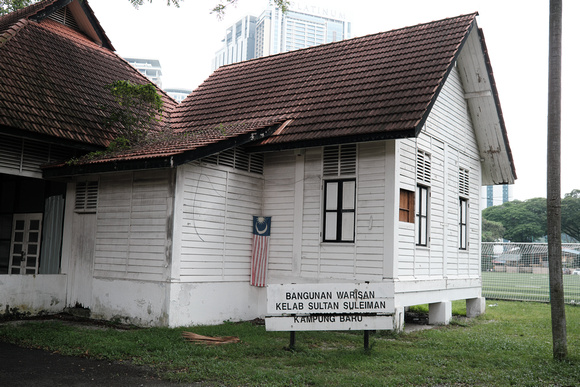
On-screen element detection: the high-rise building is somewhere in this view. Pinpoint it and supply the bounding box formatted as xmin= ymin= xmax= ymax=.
xmin=212 ymin=3 xmax=351 ymax=70
xmin=165 ymin=88 xmax=192 ymax=103
xmin=213 ymin=15 xmax=257 ymax=70
xmin=481 ymin=185 xmax=513 ymax=210
xmin=124 ymin=57 xmax=163 ymax=88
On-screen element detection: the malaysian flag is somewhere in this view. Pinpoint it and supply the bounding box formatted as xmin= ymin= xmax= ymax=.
xmin=251 ymin=216 xmax=271 ymax=287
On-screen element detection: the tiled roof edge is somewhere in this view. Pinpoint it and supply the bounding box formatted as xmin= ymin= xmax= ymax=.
xmin=412 ymin=12 xmax=479 ymax=137
xmin=0 ymin=18 xmax=28 ymax=47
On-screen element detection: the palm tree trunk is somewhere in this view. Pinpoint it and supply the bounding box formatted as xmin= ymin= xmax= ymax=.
xmin=547 ymin=0 xmax=567 ymax=360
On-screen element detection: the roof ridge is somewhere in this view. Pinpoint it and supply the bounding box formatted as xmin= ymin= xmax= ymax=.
xmin=218 ymin=12 xmax=479 ymax=71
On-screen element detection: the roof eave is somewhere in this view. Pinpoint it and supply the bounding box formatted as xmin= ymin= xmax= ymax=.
xmin=42 ymin=122 xmax=282 ymax=178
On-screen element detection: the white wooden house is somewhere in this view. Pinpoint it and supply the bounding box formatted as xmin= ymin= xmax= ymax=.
xmin=1 ymin=1 xmax=515 ymax=328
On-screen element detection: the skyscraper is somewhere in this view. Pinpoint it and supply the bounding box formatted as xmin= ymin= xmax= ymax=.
xmin=481 ymin=184 xmax=513 ymax=210
xmin=124 ymin=57 xmax=163 ymax=88
xmin=212 ymin=3 xmax=351 ymax=70
xmin=213 ymin=15 xmax=257 ymax=70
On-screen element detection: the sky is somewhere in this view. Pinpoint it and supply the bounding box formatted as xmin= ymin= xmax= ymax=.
xmin=89 ymin=0 xmax=580 ymax=202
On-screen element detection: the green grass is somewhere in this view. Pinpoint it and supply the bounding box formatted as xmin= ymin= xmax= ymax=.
xmin=483 ymin=271 xmax=580 ymax=303
xmin=1 ymin=301 xmax=579 ymax=386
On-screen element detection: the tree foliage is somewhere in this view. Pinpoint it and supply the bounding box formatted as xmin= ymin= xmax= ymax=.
xmin=103 ymin=80 xmax=164 ymax=146
xmin=482 ymin=190 xmax=580 ymax=243
xmin=128 ymin=0 xmax=290 ymax=18
xmin=561 ymin=193 xmax=580 ymax=242
xmin=0 ymin=0 xmax=32 ymax=15
xmin=483 ymin=198 xmax=546 ymax=242
xmin=482 ymin=218 xmax=505 ymax=242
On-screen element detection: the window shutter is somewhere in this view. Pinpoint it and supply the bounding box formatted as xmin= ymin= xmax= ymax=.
xmin=75 ymin=181 xmax=98 ymax=213
xmin=417 ymin=150 xmax=431 ymax=184
xmin=323 ymin=144 xmax=356 ymax=176
xmin=201 ymin=147 xmax=264 ymax=174
xmin=459 ymin=168 xmax=469 ymax=197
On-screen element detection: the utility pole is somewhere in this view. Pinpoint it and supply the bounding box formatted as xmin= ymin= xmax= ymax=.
xmin=547 ymin=0 xmax=567 ymax=360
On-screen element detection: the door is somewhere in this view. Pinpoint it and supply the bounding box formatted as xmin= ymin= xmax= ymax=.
xmin=9 ymin=213 xmax=43 ymax=274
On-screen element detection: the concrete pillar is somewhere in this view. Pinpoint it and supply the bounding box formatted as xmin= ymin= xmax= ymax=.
xmin=393 ymin=307 xmax=405 ymax=332
xmin=429 ymin=301 xmax=452 ymax=325
xmin=466 ymin=297 xmax=486 ymax=318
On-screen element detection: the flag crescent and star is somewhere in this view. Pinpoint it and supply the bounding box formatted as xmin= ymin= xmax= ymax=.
xmin=251 ymin=216 xmax=271 ymax=287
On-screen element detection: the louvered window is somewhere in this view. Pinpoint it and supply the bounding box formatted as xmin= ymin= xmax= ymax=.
xmin=417 ymin=150 xmax=431 ymax=184
xmin=459 ymin=167 xmax=469 ymax=197
xmin=48 ymin=7 xmax=81 ymax=31
xmin=201 ymin=147 xmax=264 ymax=174
xmin=323 ymin=144 xmax=356 ymax=176
xmin=75 ymin=181 xmax=98 ymax=213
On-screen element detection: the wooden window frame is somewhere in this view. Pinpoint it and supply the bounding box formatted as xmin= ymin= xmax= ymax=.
xmin=399 ymin=189 xmax=415 ymax=223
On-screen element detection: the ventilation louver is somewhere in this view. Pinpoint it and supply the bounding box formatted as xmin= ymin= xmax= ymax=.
xmin=323 ymin=144 xmax=356 ymax=176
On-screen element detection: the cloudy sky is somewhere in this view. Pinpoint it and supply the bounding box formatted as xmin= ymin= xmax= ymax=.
xmin=89 ymin=0 xmax=579 ymax=201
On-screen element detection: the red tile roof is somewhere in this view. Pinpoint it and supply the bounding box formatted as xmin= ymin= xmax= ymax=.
xmin=3 ymin=3 xmax=493 ymax=174
xmin=0 ymin=0 xmax=175 ymax=149
xmin=173 ymin=13 xmax=478 ymax=151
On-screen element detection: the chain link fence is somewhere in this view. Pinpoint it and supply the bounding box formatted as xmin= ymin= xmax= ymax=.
xmin=481 ymin=242 xmax=580 ymax=304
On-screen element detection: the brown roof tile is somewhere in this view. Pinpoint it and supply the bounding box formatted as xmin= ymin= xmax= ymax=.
xmin=173 ymin=13 xmax=478 ymax=151
xmin=0 ymin=0 xmax=175 ymax=149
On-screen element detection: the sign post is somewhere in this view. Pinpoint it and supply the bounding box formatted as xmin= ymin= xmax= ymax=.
xmin=266 ymin=283 xmax=395 ymax=348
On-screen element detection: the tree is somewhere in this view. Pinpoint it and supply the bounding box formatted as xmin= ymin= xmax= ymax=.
xmin=482 ymin=218 xmax=505 ymax=242
xmin=483 ymin=199 xmax=547 ymax=242
xmin=0 ymin=0 xmax=32 ymax=15
xmin=128 ymin=0 xmax=290 ymax=17
xmin=561 ymin=193 xmax=580 ymax=242
xmin=547 ymin=0 xmax=566 ymax=360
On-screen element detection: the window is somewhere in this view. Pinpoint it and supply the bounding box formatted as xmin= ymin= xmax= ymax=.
xmin=417 ymin=150 xmax=431 ymax=185
xmin=415 ymin=185 xmax=429 ymax=246
xmin=459 ymin=167 xmax=469 ymax=250
xmin=459 ymin=198 xmax=468 ymax=250
xmin=399 ymin=189 xmax=415 ymax=223
xmin=415 ymin=149 xmax=431 ymax=246
xmin=75 ymin=181 xmax=98 ymax=213
xmin=324 ymin=179 xmax=355 ymax=242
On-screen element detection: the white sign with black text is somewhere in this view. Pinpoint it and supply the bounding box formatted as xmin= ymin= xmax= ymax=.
xmin=265 ymin=283 xmax=395 ymax=331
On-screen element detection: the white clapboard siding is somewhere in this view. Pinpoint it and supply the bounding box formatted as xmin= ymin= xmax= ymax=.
xmin=354 ymin=142 xmax=387 ymax=279
xmin=397 ymin=65 xmax=481 ymax=280
xmin=94 ymin=170 xmax=173 ymax=282
xmin=262 ymin=151 xmax=297 ymax=276
xmin=179 ymin=162 xmax=263 ymax=282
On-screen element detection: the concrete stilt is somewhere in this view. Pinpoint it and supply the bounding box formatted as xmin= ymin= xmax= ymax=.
xmin=429 ymin=301 xmax=452 ymax=325
xmin=466 ymin=297 xmax=486 ymax=318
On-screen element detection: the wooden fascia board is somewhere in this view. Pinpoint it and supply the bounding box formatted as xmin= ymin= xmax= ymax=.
xmin=245 ymin=128 xmax=417 ymax=153
xmin=75 ymin=0 xmax=114 ymax=50
xmin=458 ymin=26 xmax=516 ymax=185
xmin=478 ymin=28 xmax=517 ymax=181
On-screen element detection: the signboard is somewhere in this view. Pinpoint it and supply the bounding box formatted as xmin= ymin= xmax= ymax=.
xmin=266 ymin=283 xmax=394 ymax=331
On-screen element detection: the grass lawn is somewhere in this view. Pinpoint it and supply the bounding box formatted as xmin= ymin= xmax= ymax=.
xmin=483 ymin=271 xmax=580 ymax=303
xmin=1 ymin=301 xmax=579 ymax=386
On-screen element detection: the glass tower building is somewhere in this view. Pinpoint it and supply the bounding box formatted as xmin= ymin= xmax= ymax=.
xmin=213 ymin=3 xmax=351 ymax=70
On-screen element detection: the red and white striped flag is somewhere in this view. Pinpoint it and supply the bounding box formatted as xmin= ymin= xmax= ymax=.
xmin=251 ymin=216 xmax=271 ymax=287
